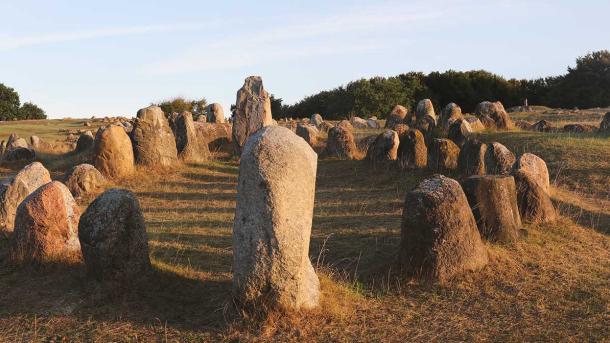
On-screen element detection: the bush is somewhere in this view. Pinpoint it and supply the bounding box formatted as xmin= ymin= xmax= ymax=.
xmin=155 ymin=97 xmax=208 ymax=117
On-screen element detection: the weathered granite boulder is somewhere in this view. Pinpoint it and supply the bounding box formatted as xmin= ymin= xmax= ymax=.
xmin=64 ymin=164 xmax=106 ymax=198
xmin=0 ymin=162 xmax=51 ymax=232
xmin=365 ymin=130 xmax=399 ymax=166
xmin=513 ymin=153 xmax=550 ymax=193
xmin=458 ymin=139 xmax=487 ymax=176
xmin=174 ymin=111 xmax=209 ymax=163
xmin=232 ymin=76 xmax=273 ymax=154
xmin=474 ymin=101 xmax=512 ymax=129
xmin=207 ymin=103 xmax=225 ymax=123
xmin=398 ymin=129 xmax=427 ymax=169
xmin=448 ymin=119 xmax=473 ymax=147
xmin=428 ymin=138 xmax=460 ymax=172
xmin=233 ymin=126 xmax=320 ymax=310
xmin=132 ymin=105 xmax=179 ymax=167
xmin=78 ymin=189 xmax=151 ymax=281
xmin=310 ymin=113 xmax=323 ymax=128
xmin=415 ymin=99 xmax=436 ymax=122
xmin=600 ymin=112 xmax=610 ymax=132
xmin=75 ymin=131 xmax=95 ymax=153
xmin=10 ymin=181 xmax=81 ymax=264
xmin=439 ymin=103 xmax=463 ymax=130
xmin=462 ymin=175 xmax=522 ymax=243
xmin=324 ymin=126 xmax=357 ymax=159
xmin=485 ymin=142 xmax=516 ymax=175
xmin=94 ymin=125 xmax=135 ymax=179
xmin=386 ymin=105 xmax=409 ymax=129
xmin=296 ymin=124 xmax=319 ymax=147
xmin=513 ymin=170 xmax=557 ymax=223
xmin=351 ymin=116 xmax=368 ymax=129
xmin=400 ymin=175 xmax=488 ymax=283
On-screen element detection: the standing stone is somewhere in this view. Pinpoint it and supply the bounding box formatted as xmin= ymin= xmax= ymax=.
xmin=448 ymin=119 xmax=473 ymax=147
xmin=233 ymin=126 xmax=320 ymax=310
xmin=439 ymin=103 xmax=463 ymax=130
xmin=132 ymin=105 xmax=179 ymax=167
xmin=366 ymin=118 xmax=380 ymax=129
xmin=296 ymin=124 xmax=319 ymax=147
xmin=10 ymin=181 xmax=81 ymax=264
xmin=232 ymin=76 xmax=273 ymax=154
xmin=513 ymin=153 xmax=550 ymax=193
xmin=563 ymin=124 xmax=596 ymax=133
xmin=0 ymin=162 xmax=52 ymax=232
xmin=325 ymin=126 xmax=357 ymax=159
xmin=485 ymin=142 xmax=516 ymax=175
xmin=64 ymin=164 xmax=106 ymax=198
xmin=336 ymin=120 xmax=354 ymax=132
xmin=415 ymin=99 xmax=436 ymax=122
xmin=78 ymin=189 xmax=151 ymax=281
xmin=514 ymin=120 xmax=533 ymax=130
xmin=75 ymin=131 xmax=95 ymax=153
xmin=174 ymin=111 xmax=209 ymax=163
xmin=207 ymin=103 xmax=225 ymax=123
xmin=458 ymin=139 xmax=487 ymax=176
xmin=462 ymin=175 xmax=522 ymax=243
xmin=398 ymin=129 xmax=427 ymax=170
xmin=94 ymin=125 xmax=135 ymax=179
xmin=475 ymin=101 xmax=512 ymax=129
xmin=529 ymin=120 xmax=553 ymax=132
xmin=4 ymin=147 xmax=35 ymax=162
xmin=310 ymin=113 xmax=323 ymax=128
xmin=428 ymin=138 xmax=460 ymax=172
xmin=351 ymin=116 xmax=368 ymax=129
xmin=386 ymin=105 xmax=409 ymax=129
xmin=356 ymin=135 xmax=378 ymax=154
xmin=365 ymin=130 xmax=400 ymax=166
xmin=30 ymin=136 xmax=51 ymax=151
xmin=400 ymin=175 xmax=488 ymax=283
xmin=513 ymin=170 xmax=556 ymax=223
xmin=465 ymin=117 xmax=485 ymax=131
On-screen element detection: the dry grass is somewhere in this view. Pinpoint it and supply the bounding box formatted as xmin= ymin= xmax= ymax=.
xmin=0 ymin=115 xmax=608 ymax=342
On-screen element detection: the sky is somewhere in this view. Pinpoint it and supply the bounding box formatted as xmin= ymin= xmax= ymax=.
xmin=0 ymin=0 xmax=608 ymax=119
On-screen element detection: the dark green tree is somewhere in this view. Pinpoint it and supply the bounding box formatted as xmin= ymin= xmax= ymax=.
xmin=19 ymin=102 xmax=46 ymax=119
xmin=0 ymin=83 xmax=21 ymax=121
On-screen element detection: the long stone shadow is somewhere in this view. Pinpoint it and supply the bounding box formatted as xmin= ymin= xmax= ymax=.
xmin=146 ymin=219 xmax=232 ymax=230
xmin=136 ymin=191 xmax=236 ymax=202
xmin=144 ymin=206 xmax=235 ymax=214
xmin=554 ymin=198 xmax=610 ymax=234
xmin=182 ymin=172 xmax=238 ymax=184
xmin=0 ymin=244 xmax=232 ymax=333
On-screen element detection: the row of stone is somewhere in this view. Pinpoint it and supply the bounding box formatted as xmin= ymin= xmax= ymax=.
xmin=1 ymin=162 xmax=148 ymax=283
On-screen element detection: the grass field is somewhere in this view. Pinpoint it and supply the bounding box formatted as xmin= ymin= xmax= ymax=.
xmin=0 ymin=111 xmax=608 ymax=341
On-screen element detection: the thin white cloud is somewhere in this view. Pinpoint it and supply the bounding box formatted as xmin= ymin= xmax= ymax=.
xmin=143 ymin=3 xmax=443 ymax=75
xmin=0 ymin=22 xmax=208 ymax=51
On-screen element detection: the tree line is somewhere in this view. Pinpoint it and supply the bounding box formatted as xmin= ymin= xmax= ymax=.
xmin=273 ymin=50 xmax=610 ymax=120
xmin=0 ymin=84 xmax=46 ymax=121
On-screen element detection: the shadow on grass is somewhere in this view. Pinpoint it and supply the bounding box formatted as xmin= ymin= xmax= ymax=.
xmin=554 ymin=198 xmax=610 ymax=235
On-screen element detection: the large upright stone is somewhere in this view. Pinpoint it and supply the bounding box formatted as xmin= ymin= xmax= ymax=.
xmin=400 ymin=175 xmax=488 ymax=283
xmin=428 ymin=138 xmax=460 ymax=172
xmin=64 ymin=164 xmax=106 ymax=198
xmin=385 ymin=105 xmax=409 ymax=129
xmin=207 ymin=103 xmax=225 ymax=123
xmin=447 ymin=119 xmax=473 ymax=148
xmin=78 ymin=189 xmax=151 ymax=281
xmin=325 ymin=126 xmax=357 ymax=159
xmin=10 ymin=181 xmax=81 ymax=264
xmin=94 ymin=125 xmax=135 ymax=179
xmin=310 ymin=113 xmax=323 ymax=128
xmin=365 ymin=130 xmax=399 ymax=166
xmin=439 ymin=103 xmax=463 ymax=130
xmin=398 ymin=129 xmax=427 ymax=170
xmin=458 ymin=139 xmax=487 ymax=176
xmin=0 ymin=162 xmax=51 ymax=232
xmin=514 ymin=153 xmax=550 ymax=192
xmin=415 ymin=99 xmax=436 ymax=122
xmin=485 ymin=142 xmax=516 ymax=175
xmin=475 ymin=101 xmax=512 ymax=129
xmin=296 ymin=123 xmax=319 ymax=147
xmin=513 ymin=170 xmax=556 ymax=223
xmin=462 ymin=175 xmax=522 ymax=243
xmin=233 ymin=126 xmax=320 ymax=310
xmin=174 ymin=111 xmax=209 ymax=163
xmin=232 ymin=76 xmax=273 ymax=154
xmin=132 ymin=105 xmax=179 ymax=167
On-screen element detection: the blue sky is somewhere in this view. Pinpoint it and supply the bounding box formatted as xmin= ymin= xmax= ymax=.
xmin=1 ymin=0 xmax=608 ymax=118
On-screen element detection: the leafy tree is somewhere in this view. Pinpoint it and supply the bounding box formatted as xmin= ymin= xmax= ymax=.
xmin=18 ymin=102 xmax=46 ymax=119
xmin=156 ymin=97 xmax=207 ymax=117
xmin=0 ymin=83 xmax=20 ymax=121
xmin=270 ymin=94 xmax=284 ymax=119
